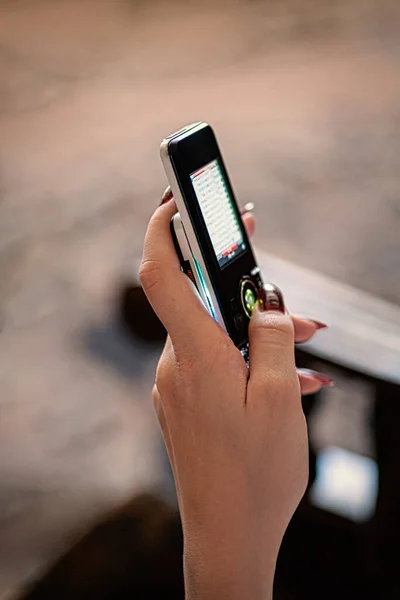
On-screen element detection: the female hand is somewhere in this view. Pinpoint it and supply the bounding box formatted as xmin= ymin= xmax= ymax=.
xmin=140 ymin=194 xmax=328 ymax=600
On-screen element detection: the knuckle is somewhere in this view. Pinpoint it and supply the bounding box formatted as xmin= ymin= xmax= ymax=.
xmin=152 ymin=383 xmax=161 ymax=412
xmin=155 ymin=358 xmax=170 ymax=395
xmin=155 ymin=346 xmax=179 ymax=400
xmin=139 ymin=259 xmax=163 ymax=294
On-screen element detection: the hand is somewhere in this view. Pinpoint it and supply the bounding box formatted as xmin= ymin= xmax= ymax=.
xmin=140 ymin=195 xmax=326 ymax=600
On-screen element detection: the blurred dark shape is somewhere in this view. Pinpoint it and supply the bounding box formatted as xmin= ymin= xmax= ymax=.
xmin=373 ymin=380 xmax=400 ymax=598
xmin=18 ymin=494 xmax=184 ymax=600
xmin=273 ymin=350 xmax=400 ymax=600
xmin=119 ymin=284 xmax=167 ymax=343
xmin=82 ymin=318 xmax=162 ymax=381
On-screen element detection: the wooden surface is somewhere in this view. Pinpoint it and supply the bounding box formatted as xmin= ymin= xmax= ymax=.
xmin=258 ymin=250 xmax=400 ymax=384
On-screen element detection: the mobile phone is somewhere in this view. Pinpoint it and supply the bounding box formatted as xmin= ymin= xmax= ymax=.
xmin=160 ymin=122 xmax=263 ymax=363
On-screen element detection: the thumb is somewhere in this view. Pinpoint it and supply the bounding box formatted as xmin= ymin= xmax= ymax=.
xmin=248 ymin=284 xmax=297 ymax=388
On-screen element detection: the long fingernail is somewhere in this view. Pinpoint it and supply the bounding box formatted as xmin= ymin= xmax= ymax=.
xmin=160 ymin=186 xmax=173 ymax=205
xmin=241 ymin=202 xmax=255 ymax=214
xmin=300 ymin=369 xmax=335 ymax=388
xmin=305 ymin=318 xmax=328 ymax=330
xmin=257 ymin=283 xmax=285 ymax=313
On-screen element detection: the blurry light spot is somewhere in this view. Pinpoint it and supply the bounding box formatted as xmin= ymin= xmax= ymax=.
xmin=309 ymin=446 xmax=378 ymax=522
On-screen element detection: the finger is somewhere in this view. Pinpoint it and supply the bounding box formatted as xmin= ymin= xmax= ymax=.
xmin=292 ymin=315 xmax=327 ymax=344
xmin=241 ymin=211 xmax=255 ymax=238
xmin=161 ymin=186 xmax=173 ymax=205
xmin=140 ymin=198 xmax=219 ymax=348
xmin=248 ymin=283 xmax=298 ymax=391
xmin=298 ymin=369 xmax=334 ymax=396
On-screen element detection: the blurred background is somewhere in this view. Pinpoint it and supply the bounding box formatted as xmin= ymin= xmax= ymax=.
xmin=1 ymin=1 xmax=400 ymax=598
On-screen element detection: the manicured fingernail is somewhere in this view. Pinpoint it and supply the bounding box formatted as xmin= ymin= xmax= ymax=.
xmin=257 ymin=283 xmax=285 ymax=313
xmin=160 ymin=186 xmax=173 ymax=205
xmin=241 ymin=202 xmax=255 ymax=214
xmin=300 ymin=369 xmax=335 ymax=388
xmin=305 ymin=318 xmax=328 ymax=330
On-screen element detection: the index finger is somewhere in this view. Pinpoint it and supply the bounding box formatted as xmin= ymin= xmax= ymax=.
xmin=139 ymin=198 xmax=220 ymax=349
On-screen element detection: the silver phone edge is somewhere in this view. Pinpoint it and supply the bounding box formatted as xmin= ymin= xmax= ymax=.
xmin=160 ymin=129 xmax=227 ymax=331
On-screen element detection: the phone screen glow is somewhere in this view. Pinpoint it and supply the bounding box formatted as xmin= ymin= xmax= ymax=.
xmin=191 ymin=160 xmax=246 ymax=268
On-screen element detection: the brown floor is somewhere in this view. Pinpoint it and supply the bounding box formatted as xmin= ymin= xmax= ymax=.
xmin=1 ymin=0 xmax=400 ymax=596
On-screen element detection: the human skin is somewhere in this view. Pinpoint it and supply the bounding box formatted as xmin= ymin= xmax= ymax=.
xmin=140 ymin=193 xmax=330 ymax=599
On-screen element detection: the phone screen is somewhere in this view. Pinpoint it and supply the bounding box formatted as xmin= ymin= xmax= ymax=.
xmin=190 ymin=159 xmax=246 ymax=268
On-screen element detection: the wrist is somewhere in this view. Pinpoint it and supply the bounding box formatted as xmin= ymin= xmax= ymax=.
xmin=182 ymin=518 xmax=277 ymax=600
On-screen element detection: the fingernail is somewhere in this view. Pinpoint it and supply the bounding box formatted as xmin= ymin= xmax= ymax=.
xmin=300 ymin=369 xmax=335 ymax=388
xmin=305 ymin=318 xmax=328 ymax=330
xmin=257 ymin=283 xmax=285 ymax=313
xmin=160 ymin=186 xmax=173 ymax=205
xmin=241 ymin=202 xmax=255 ymax=214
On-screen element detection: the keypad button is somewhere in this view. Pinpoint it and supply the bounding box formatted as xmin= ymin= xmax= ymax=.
xmin=240 ymin=278 xmax=258 ymax=318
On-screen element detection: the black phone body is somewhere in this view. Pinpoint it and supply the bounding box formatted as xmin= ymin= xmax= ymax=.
xmin=161 ymin=122 xmax=263 ymax=360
